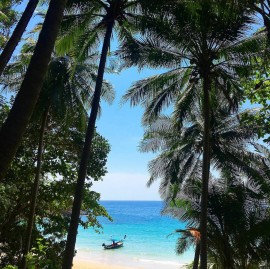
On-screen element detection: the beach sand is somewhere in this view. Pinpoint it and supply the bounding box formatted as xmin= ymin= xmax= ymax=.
xmin=73 ymin=253 xmax=142 ymax=269
xmin=73 ymin=260 xmax=136 ymax=269
xmin=72 ymin=250 xmax=188 ymax=269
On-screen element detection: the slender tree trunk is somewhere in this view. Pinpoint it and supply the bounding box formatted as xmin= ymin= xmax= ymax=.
xmin=20 ymin=106 xmax=49 ymax=269
xmin=62 ymin=22 xmax=114 ymax=269
xmin=0 ymin=0 xmax=67 ymax=181
xmin=199 ymin=73 xmax=211 ymax=269
xmin=193 ymin=243 xmax=200 ymax=269
xmin=0 ymin=0 xmax=39 ymax=77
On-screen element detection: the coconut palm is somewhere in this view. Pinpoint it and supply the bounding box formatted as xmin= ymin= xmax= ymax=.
xmin=0 ymin=0 xmax=39 ymax=76
xmin=119 ymin=2 xmax=264 ymax=267
xmin=0 ymin=0 xmax=68 ymax=181
xmin=1 ymin=43 xmax=114 ymax=268
xmin=165 ymin=170 xmax=270 ymax=269
xmin=142 ymin=103 xmax=269 ymax=269
xmin=55 ymin=1 xmax=150 ymax=267
xmin=140 ymin=94 xmax=265 ymax=199
xmin=144 ymin=109 xmax=264 ymax=269
xmin=140 ymin=97 xmax=269 ymax=213
xmin=140 ymin=114 xmax=202 ymax=201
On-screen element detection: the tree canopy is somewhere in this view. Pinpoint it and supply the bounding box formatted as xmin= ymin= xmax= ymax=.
xmin=1 ymin=1 xmax=270 ymax=269
xmin=0 ymin=98 xmax=111 ymax=268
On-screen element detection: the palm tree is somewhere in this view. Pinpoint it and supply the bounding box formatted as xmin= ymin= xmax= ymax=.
xmin=55 ymin=1 xmax=149 ymax=267
xmin=119 ymin=2 xmax=262 ymax=267
xmin=142 ymin=106 xmax=264 ymax=269
xmin=0 ymin=0 xmax=68 ymax=181
xmin=1 ymin=44 xmax=114 ymax=268
xmin=142 ymin=103 xmax=270 ymax=268
xmin=163 ymin=170 xmax=270 ymax=269
xmin=0 ymin=0 xmax=39 ymax=76
xmin=140 ymin=114 xmax=202 ymax=201
xmin=140 ymin=102 xmax=263 ymax=198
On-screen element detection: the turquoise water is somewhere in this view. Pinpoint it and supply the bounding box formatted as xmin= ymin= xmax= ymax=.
xmin=76 ymin=201 xmax=194 ymax=268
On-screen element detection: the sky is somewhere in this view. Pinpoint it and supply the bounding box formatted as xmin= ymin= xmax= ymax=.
xmin=92 ymin=68 xmax=163 ymax=201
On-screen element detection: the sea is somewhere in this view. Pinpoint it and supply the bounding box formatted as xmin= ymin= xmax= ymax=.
xmin=76 ymin=201 xmax=194 ymax=269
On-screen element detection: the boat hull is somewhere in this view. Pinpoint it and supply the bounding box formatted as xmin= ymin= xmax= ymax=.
xmin=102 ymin=241 xmax=123 ymax=249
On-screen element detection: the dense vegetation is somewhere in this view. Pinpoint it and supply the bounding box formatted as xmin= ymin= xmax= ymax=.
xmin=0 ymin=1 xmax=270 ymax=269
xmin=0 ymin=98 xmax=111 ymax=268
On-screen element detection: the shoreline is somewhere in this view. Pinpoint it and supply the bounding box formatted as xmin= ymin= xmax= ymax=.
xmin=75 ymin=201 xmax=193 ymax=269
xmin=72 ymin=250 xmax=190 ymax=269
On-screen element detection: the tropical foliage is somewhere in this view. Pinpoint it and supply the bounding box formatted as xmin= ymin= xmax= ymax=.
xmin=0 ymin=99 xmax=111 ymax=268
xmin=0 ymin=0 xmax=20 ymax=50
xmin=57 ymin=1 xmax=149 ymax=267
xmin=119 ymin=2 xmax=266 ymax=267
xmin=163 ymin=169 xmax=270 ymax=269
xmin=140 ymin=99 xmax=262 ymax=199
xmin=1 ymin=1 xmax=270 ymax=269
xmin=242 ymin=55 xmax=270 ymax=142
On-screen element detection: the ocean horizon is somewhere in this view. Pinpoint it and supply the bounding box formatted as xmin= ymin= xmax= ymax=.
xmin=76 ymin=200 xmax=194 ymax=269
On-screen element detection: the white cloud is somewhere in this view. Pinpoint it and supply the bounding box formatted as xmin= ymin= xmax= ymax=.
xmin=92 ymin=172 xmax=161 ymax=201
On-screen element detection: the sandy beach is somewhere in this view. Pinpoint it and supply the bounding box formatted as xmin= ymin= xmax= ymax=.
xmin=72 ymin=250 xmax=189 ymax=269
xmin=73 ymin=260 xmax=137 ymax=269
xmin=73 ymin=259 xmax=188 ymax=269
xmin=72 ymin=252 xmax=145 ymax=269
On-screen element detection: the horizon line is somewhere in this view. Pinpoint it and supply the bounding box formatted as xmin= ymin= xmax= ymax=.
xmin=99 ymin=199 xmax=162 ymax=202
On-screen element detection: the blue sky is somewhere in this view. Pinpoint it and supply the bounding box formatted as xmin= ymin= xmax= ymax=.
xmin=93 ymin=68 xmax=162 ymax=201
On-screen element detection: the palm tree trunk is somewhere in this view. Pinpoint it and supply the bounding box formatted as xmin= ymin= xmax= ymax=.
xmin=0 ymin=0 xmax=67 ymax=181
xmin=20 ymin=106 xmax=49 ymax=269
xmin=199 ymin=73 xmax=211 ymax=269
xmin=0 ymin=0 xmax=39 ymax=77
xmin=62 ymin=22 xmax=114 ymax=269
xmin=193 ymin=243 xmax=200 ymax=269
